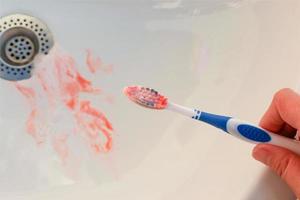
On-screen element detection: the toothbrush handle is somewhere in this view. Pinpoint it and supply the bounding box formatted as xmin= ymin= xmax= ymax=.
xmin=194 ymin=111 xmax=300 ymax=155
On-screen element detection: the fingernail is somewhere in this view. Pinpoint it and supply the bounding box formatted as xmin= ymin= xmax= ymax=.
xmin=253 ymin=145 xmax=271 ymax=164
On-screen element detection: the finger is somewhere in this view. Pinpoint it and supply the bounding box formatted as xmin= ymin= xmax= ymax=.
xmin=253 ymin=144 xmax=300 ymax=198
xmin=280 ymin=123 xmax=297 ymax=138
xmin=260 ymin=88 xmax=300 ymax=133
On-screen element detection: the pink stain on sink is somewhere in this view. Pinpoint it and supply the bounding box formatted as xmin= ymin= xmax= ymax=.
xmin=52 ymin=134 xmax=69 ymax=162
xmin=14 ymin=46 xmax=114 ymax=161
xmin=15 ymin=84 xmax=45 ymax=145
xmin=86 ymin=49 xmax=114 ymax=74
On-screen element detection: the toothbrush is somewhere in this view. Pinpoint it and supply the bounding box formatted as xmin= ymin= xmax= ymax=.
xmin=124 ymin=86 xmax=300 ymax=155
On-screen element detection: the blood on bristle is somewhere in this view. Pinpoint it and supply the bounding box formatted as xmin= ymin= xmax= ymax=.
xmin=124 ymin=86 xmax=168 ymax=109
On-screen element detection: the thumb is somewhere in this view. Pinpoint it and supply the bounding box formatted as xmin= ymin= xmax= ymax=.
xmin=253 ymin=144 xmax=300 ymax=198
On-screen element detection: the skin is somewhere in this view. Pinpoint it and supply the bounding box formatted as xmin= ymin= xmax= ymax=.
xmin=253 ymin=88 xmax=300 ymax=198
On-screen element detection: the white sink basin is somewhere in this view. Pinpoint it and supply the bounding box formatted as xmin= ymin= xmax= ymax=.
xmin=0 ymin=0 xmax=299 ymax=199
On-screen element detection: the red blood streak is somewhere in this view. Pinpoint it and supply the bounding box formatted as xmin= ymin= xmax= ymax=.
xmin=15 ymin=84 xmax=35 ymax=101
xmin=26 ymin=110 xmax=40 ymax=143
xmin=86 ymin=49 xmax=100 ymax=74
xmin=86 ymin=49 xmax=113 ymax=74
xmin=52 ymin=134 xmax=69 ymax=162
xmin=66 ymin=98 xmax=77 ymax=110
xmin=80 ymin=101 xmax=113 ymax=131
xmin=76 ymin=73 xmax=100 ymax=93
xmin=14 ymin=48 xmax=114 ymax=160
xmin=75 ymin=100 xmax=113 ymax=152
xmin=15 ymin=84 xmax=45 ymax=144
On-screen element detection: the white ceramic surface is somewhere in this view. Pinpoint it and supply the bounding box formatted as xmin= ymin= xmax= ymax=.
xmin=0 ymin=0 xmax=299 ymax=199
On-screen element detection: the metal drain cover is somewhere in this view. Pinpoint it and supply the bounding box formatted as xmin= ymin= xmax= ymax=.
xmin=0 ymin=14 xmax=54 ymax=81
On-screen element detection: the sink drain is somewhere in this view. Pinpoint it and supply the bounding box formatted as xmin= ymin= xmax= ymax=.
xmin=5 ymin=36 xmax=35 ymax=64
xmin=0 ymin=14 xmax=54 ymax=81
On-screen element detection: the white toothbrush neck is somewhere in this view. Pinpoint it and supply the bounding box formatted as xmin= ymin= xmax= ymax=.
xmin=166 ymin=102 xmax=197 ymax=118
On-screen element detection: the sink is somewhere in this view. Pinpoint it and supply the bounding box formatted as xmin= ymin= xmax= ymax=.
xmin=0 ymin=0 xmax=299 ymax=199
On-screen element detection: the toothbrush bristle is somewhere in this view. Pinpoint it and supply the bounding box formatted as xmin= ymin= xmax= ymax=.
xmin=123 ymin=86 xmax=168 ymax=109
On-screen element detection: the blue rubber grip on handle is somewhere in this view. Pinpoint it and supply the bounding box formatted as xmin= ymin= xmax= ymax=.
xmin=237 ymin=124 xmax=271 ymax=142
xmin=193 ymin=111 xmax=272 ymax=143
xmin=193 ymin=111 xmax=231 ymax=132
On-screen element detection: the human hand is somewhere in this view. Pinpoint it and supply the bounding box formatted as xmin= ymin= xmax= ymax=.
xmin=253 ymin=88 xmax=300 ymax=198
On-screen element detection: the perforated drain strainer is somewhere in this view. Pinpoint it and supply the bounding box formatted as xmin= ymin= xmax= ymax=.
xmin=0 ymin=14 xmax=54 ymax=81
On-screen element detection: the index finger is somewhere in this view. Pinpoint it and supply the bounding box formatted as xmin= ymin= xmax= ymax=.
xmin=260 ymin=88 xmax=300 ymax=133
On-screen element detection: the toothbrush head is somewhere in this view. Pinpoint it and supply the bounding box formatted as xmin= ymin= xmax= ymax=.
xmin=123 ymin=86 xmax=168 ymax=110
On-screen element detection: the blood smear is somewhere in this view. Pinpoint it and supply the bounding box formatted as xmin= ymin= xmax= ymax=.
xmin=14 ymin=45 xmax=114 ymax=161
xmin=86 ymin=49 xmax=113 ymax=74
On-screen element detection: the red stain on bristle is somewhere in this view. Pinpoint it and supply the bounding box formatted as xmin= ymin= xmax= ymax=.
xmin=14 ymin=48 xmax=114 ymax=160
xmin=124 ymin=86 xmax=168 ymax=109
